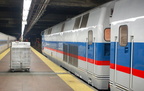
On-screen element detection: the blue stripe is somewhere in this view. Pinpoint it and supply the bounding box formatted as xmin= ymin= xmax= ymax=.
xmin=110 ymin=42 xmax=144 ymax=71
xmin=43 ymin=41 xmax=110 ymax=61
xmin=0 ymin=40 xmax=7 ymax=41
xmin=133 ymin=43 xmax=144 ymax=71
xmin=110 ymin=42 xmax=115 ymax=64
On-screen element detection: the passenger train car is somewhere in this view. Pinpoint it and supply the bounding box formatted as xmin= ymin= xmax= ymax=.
xmin=110 ymin=0 xmax=144 ymax=91
xmin=42 ymin=0 xmax=144 ymax=90
xmin=0 ymin=32 xmax=16 ymax=53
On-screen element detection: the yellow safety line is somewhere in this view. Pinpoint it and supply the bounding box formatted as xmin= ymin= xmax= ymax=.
xmin=0 ymin=48 xmax=10 ymax=60
xmin=31 ymin=47 xmax=94 ymax=91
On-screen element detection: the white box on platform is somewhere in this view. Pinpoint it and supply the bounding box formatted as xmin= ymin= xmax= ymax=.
xmin=10 ymin=42 xmax=31 ymax=72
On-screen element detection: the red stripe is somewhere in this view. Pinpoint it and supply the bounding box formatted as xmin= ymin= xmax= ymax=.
xmin=45 ymin=47 xmax=144 ymax=78
xmin=116 ymin=64 xmax=130 ymax=74
xmin=78 ymin=56 xmax=86 ymax=61
xmin=69 ymin=53 xmax=78 ymax=58
xmin=57 ymin=50 xmax=64 ymax=54
xmin=44 ymin=47 xmax=109 ymax=66
xmin=88 ymin=58 xmax=94 ymax=64
xmin=110 ymin=63 xmax=115 ymax=69
xmin=63 ymin=52 xmax=68 ymax=55
xmin=110 ymin=63 xmax=130 ymax=74
xmin=45 ymin=47 xmax=56 ymax=51
xmin=133 ymin=68 xmax=144 ymax=78
xmin=96 ymin=61 xmax=110 ymax=65
xmin=78 ymin=56 xmax=110 ymax=65
xmin=110 ymin=63 xmax=144 ymax=78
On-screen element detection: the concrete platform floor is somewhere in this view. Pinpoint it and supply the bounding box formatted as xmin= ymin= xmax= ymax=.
xmin=0 ymin=49 xmax=95 ymax=91
xmin=0 ymin=51 xmax=73 ymax=91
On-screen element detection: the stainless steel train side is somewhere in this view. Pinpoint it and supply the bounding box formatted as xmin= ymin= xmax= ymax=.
xmin=0 ymin=32 xmax=16 ymax=53
xmin=42 ymin=1 xmax=114 ymax=90
xmin=110 ymin=0 xmax=144 ymax=91
xmin=42 ymin=0 xmax=144 ymax=90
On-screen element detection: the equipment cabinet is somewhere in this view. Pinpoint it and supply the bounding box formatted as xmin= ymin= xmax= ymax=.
xmin=10 ymin=42 xmax=31 ymax=72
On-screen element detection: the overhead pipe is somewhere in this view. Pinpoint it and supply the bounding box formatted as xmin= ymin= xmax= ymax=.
xmin=24 ymin=0 xmax=50 ymax=36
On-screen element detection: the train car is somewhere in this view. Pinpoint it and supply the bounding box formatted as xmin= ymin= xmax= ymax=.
xmin=0 ymin=32 xmax=16 ymax=53
xmin=42 ymin=0 xmax=144 ymax=90
xmin=8 ymin=35 xmax=16 ymax=47
xmin=110 ymin=0 xmax=144 ymax=91
xmin=42 ymin=1 xmax=114 ymax=90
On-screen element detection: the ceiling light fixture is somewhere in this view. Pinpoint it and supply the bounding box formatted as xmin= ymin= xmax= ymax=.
xmin=21 ymin=0 xmax=32 ymax=40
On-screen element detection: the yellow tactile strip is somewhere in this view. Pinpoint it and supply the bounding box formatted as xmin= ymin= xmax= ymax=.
xmin=31 ymin=47 xmax=94 ymax=91
xmin=0 ymin=48 xmax=10 ymax=60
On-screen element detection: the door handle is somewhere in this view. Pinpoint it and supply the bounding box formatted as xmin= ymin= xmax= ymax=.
xmin=125 ymin=47 xmax=128 ymax=53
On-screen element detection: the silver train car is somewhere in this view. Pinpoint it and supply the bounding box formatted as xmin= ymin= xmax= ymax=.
xmin=110 ymin=0 xmax=144 ymax=91
xmin=0 ymin=32 xmax=16 ymax=53
xmin=42 ymin=0 xmax=144 ymax=90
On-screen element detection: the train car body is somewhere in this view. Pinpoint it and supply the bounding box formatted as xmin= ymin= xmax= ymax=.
xmin=42 ymin=0 xmax=144 ymax=90
xmin=110 ymin=0 xmax=144 ymax=91
xmin=8 ymin=36 xmax=16 ymax=47
xmin=0 ymin=32 xmax=16 ymax=53
xmin=42 ymin=1 xmax=114 ymax=90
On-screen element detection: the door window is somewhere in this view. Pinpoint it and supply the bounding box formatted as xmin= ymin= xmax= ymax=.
xmin=88 ymin=30 xmax=93 ymax=45
xmin=104 ymin=28 xmax=111 ymax=42
xmin=119 ymin=25 xmax=128 ymax=46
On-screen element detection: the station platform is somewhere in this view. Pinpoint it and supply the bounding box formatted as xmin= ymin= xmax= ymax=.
xmin=0 ymin=48 xmax=96 ymax=91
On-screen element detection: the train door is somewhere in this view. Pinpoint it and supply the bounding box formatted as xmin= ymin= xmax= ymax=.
xmin=87 ymin=30 xmax=94 ymax=73
xmin=114 ymin=24 xmax=133 ymax=89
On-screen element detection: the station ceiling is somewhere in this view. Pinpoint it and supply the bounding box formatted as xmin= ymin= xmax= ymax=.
xmin=0 ymin=0 xmax=22 ymax=39
xmin=0 ymin=0 xmax=111 ymax=40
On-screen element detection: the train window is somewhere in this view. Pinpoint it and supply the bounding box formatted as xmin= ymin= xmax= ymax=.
xmin=119 ymin=25 xmax=128 ymax=46
xmin=88 ymin=30 xmax=93 ymax=45
xmin=73 ymin=16 xmax=81 ymax=29
xmin=44 ymin=30 xmax=48 ymax=35
xmin=80 ymin=13 xmax=89 ymax=28
xmin=48 ymin=28 xmax=52 ymax=34
xmin=104 ymin=28 xmax=111 ymax=42
xmin=61 ymin=23 xmax=65 ymax=32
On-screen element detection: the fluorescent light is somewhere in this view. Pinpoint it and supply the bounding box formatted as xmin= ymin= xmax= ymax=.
xmin=23 ymin=0 xmax=32 ymax=10
xmin=21 ymin=0 xmax=32 ymax=39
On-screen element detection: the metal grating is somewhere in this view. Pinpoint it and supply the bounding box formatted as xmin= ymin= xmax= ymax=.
xmin=69 ymin=44 xmax=78 ymax=67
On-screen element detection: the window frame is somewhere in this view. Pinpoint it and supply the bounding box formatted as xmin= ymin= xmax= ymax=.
xmin=80 ymin=13 xmax=89 ymax=28
xmin=119 ymin=25 xmax=128 ymax=47
xmin=48 ymin=28 xmax=52 ymax=34
xmin=73 ymin=16 xmax=81 ymax=29
xmin=104 ymin=28 xmax=111 ymax=42
xmin=61 ymin=23 xmax=65 ymax=32
xmin=88 ymin=30 xmax=93 ymax=45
